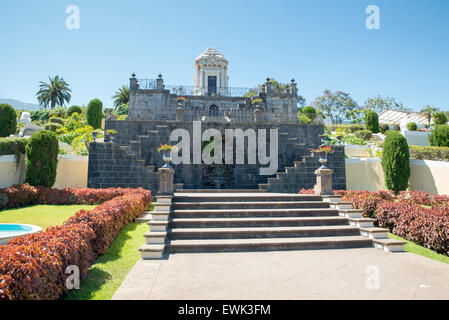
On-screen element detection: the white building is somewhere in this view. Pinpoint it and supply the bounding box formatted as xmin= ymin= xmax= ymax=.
xmin=193 ymin=48 xmax=229 ymax=95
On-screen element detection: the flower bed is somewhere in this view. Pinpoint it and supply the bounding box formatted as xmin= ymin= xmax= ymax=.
xmin=299 ymin=187 xmax=449 ymax=255
xmin=0 ymin=184 xmax=151 ymax=300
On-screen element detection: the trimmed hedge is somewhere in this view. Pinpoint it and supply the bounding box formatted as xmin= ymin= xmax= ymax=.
xmin=49 ymin=117 xmax=65 ymax=125
xmin=0 ymin=104 xmax=17 ymax=138
xmin=409 ymin=145 xmax=449 ymax=162
xmin=406 ymin=122 xmax=417 ymax=131
xmin=365 ymin=110 xmax=379 ymax=133
xmin=0 ymin=185 xmax=151 ymax=300
xmin=87 ymin=99 xmax=103 ymax=129
xmin=44 ymin=123 xmax=63 ymax=132
xmin=25 ymin=130 xmax=59 ymax=188
xmin=328 ymin=124 xmax=364 ymax=133
xmin=429 ymin=125 xmax=449 ymax=147
xmin=67 ymin=105 xmax=82 ymax=116
xmin=0 ymin=137 xmax=28 ymax=157
xmin=353 ymin=129 xmax=372 ymax=141
xmin=382 ymin=131 xmax=410 ymax=194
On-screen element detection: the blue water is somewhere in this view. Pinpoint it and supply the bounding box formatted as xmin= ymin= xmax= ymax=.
xmin=0 ymin=224 xmax=33 ymax=236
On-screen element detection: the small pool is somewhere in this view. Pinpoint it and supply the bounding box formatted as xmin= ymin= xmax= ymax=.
xmin=0 ymin=224 xmax=42 ymax=244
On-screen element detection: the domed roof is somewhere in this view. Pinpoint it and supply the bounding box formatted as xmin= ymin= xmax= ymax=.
xmin=195 ymin=48 xmax=228 ymax=63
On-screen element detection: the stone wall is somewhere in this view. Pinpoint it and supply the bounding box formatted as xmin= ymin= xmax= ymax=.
xmin=87 ymin=119 xmax=347 ymax=193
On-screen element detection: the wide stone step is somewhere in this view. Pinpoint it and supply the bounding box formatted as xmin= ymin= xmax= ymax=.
xmin=173 ymin=201 xmax=330 ymax=210
xmin=170 ymin=216 xmax=345 ymax=227
xmin=176 ymin=189 xmax=267 ymax=193
xmin=166 ymin=236 xmax=373 ymax=253
xmin=171 ymin=208 xmax=340 ymax=219
xmin=173 ymin=193 xmax=322 ymax=203
xmin=165 ymin=226 xmax=361 ymax=240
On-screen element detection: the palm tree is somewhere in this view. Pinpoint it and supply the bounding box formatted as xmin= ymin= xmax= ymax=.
xmin=112 ymin=85 xmax=130 ymax=109
xmin=36 ymin=75 xmax=71 ymax=109
xmin=420 ymin=105 xmax=438 ymax=126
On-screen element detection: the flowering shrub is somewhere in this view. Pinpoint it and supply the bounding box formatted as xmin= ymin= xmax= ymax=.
xmin=156 ymin=144 xmax=178 ymax=153
xmin=0 ymin=185 xmax=151 ymax=300
xmin=298 ymin=188 xmax=315 ymax=195
xmin=399 ymin=191 xmax=432 ymax=206
xmin=312 ymin=145 xmax=335 ymax=154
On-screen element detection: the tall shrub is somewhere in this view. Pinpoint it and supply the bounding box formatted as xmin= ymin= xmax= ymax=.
xmin=429 ymin=125 xmax=449 ymax=147
xmin=381 ymin=131 xmax=410 ymax=194
xmin=433 ymin=111 xmax=448 ymax=125
xmin=0 ymin=104 xmax=17 ymax=137
xmin=67 ymin=105 xmax=82 ymax=116
xmin=86 ymin=99 xmax=103 ymax=129
xmin=406 ymin=122 xmax=417 ymax=131
xmin=365 ymin=110 xmax=380 ymax=133
xmin=25 ymin=130 xmax=59 ymax=187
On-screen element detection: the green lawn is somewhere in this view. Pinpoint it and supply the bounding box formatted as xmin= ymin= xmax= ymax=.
xmin=389 ymin=233 xmax=449 ymax=264
xmin=64 ymin=222 xmax=147 ymax=300
xmin=0 ymin=204 xmax=97 ymax=230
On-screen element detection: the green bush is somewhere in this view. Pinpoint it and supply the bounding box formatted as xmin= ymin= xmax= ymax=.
xmin=381 ymin=131 xmax=410 ymax=194
xmin=49 ymin=117 xmax=65 ymax=125
xmin=379 ymin=123 xmax=389 ymax=134
xmin=406 ymin=122 xmax=417 ymax=131
xmin=114 ymin=103 xmax=129 ymax=116
xmin=0 ymin=137 xmax=28 ymax=163
xmin=409 ymin=145 xmax=449 ymax=161
xmin=429 ymin=125 xmax=449 ymax=147
xmin=30 ymin=109 xmax=51 ymax=122
xmin=25 ymin=130 xmax=59 ymax=187
xmin=0 ymin=104 xmax=17 ymax=137
xmin=364 ymin=110 xmax=379 ymax=133
xmin=87 ymin=99 xmax=103 ymax=129
xmin=67 ymin=105 xmax=83 ymax=116
xmin=392 ymin=123 xmax=401 ymax=131
xmin=301 ymin=106 xmax=317 ymax=120
xmin=49 ymin=107 xmax=67 ymax=118
xmin=433 ymin=111 xmax=448 ymax=125
xmin=44 ymin=123 xmax=63 ymax=132
xmin=354 ymin=129 xmax=373 ymax=140
xmin=341 ymin=134 xmax=367 ymax=145
xmin=298 ymin=114 xmax=312 ymax=124
xmin=328 ymin=124 xmax=364 ymax=133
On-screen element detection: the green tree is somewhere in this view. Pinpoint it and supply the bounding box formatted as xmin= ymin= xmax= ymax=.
xmin=429 ymin=125 xmax=449 ymax=147
xmin=25 ymin=130 xmax=59 ymax=187
xmin=112 ymin=85 xmax=130 ymax=109
xmin=0 ymin=104 xmax=17 ymax=137
xmin=381 ymin=131 xmax=410 ymax=194
xmin=433 ymin=111 xmax=448 ymax=125
xmin=364 ymin=110 xmax=380 ymax=133
xmin=86 ymin=98 xmax=103 ymax=129
xmin=312 ymin=90 xmax=359 ymax=124
xmin=36 ymin=75 xmax=72 ymax=109
xmin=364 ymin=96 xmax=406 ymax=114
xmin=420 ymin=105 xmax=438 ymax=126
xmin=67 ymin=105 xmax=83 ymax=116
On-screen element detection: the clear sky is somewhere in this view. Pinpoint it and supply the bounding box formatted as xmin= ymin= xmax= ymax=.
xmin=0 ymin=0 xmax=448 ymax=111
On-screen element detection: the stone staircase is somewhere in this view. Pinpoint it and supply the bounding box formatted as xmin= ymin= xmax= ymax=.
xmin=139 ymin=190 xmax=405 ymax=259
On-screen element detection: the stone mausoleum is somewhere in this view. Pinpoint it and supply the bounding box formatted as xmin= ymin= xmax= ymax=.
xmin=88 ymin=48 xmax=346 ymax=194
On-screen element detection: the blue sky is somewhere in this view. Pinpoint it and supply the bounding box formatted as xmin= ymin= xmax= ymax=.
xmin=0 ymin=0 xmax=448 ymax=111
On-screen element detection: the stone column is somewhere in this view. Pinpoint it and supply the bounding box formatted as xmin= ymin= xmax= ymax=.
xmin=176 ymin=107 xmax=184 ymax=121
xmin=156 ymin=74 xmax=164 ymax=91
xmin=130 ymin=73 xmax=138 ymax=91
xmin=314 ymin=168 xmax=333 ymax=196
xmin=254 ymin=107 xmax=262 ymax=122
xmin=158 ymin=167 xmax=174 ymax=195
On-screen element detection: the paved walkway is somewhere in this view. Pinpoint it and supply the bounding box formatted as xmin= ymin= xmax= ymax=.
xmin=112 ymin=248 xmax=449 ymax=300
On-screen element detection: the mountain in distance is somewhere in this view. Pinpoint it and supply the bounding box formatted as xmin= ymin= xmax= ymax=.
xmin=0 ymin=98 xmax=40 ymax=110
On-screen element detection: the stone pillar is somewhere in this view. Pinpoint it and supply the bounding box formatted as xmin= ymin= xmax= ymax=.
xmin=265 ymin=78 xmax=273 ymax=96
xmin=156 ymin=73 xmax=165 ymax=91
xmin=158 ymin=167 xmax=174 ymax=195
xmin=289 ymin=79 xmax=297 ymax=97
xmin=254 ymin=107 xmax=262 ymax=122
xmin=176 ymin=107 xmax=184 ymax=121
xmin=130 ymin=73 xmax=138 ymax=91
xmin=314 ymin=168 xmax=333 ymax=196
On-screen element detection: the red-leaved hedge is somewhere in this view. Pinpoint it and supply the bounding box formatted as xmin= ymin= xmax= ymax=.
xmin=0 ymin=185 xmax=151 ymax=300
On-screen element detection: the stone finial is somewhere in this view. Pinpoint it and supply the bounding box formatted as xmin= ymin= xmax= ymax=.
xmin=291 ymin=78 xmax=295 ymax=84
xmin=156 ymin=74 xmax=165 ymax=90
xmin=131 ymin=73 xmax=136 ymax=78
xmin=266 ymin=77 xmax=271 ymax=83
